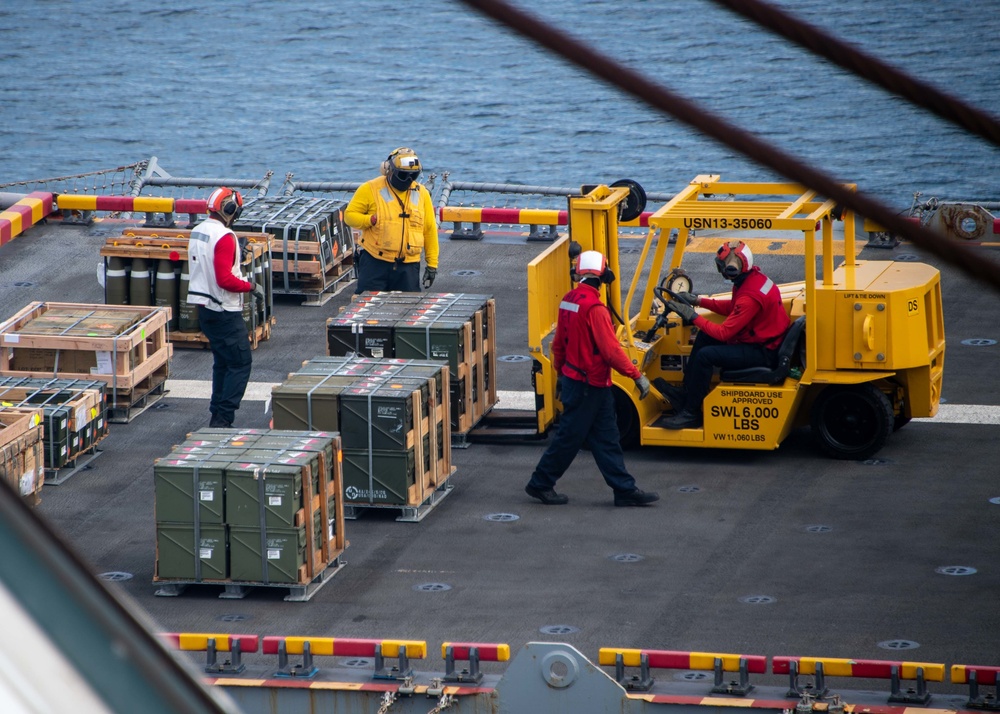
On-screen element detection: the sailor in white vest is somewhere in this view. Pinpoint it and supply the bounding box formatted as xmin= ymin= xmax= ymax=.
xmin=187 ymin=187 xmax=264 ymax=428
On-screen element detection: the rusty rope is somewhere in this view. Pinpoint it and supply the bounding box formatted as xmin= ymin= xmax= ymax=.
xmin=454 ymin=0 xmax=1000 ymax=293
xmin=709 ymin=0 xmax=1000 ymax=150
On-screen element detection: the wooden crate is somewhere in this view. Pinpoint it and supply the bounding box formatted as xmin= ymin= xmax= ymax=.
xmin=0 ymin=303 xmax=172 ymax=397
xmin=449 ymin=300 xmax=498 ymax=438
xmin=100 ymin=232 xmax=275 ymax=351
xmin=152 ymin=429 xmax=346 ymax=594
xmin=0 ymin=407 xmax=45 ymax=506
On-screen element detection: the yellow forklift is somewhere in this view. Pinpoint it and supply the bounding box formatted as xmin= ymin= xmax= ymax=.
xmin=528 ymin=175 xmax=945 ymax=459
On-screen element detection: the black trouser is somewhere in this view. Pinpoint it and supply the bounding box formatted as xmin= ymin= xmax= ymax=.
xmin=354 ymin=250 xmax=421 ymax=293
xmin=528 ymin=375 xmax=638 ymax=494
xmin=197 ymin=306 xmax=252 ymax=425
xmin=681 ymin=331 xmax=777 ymax=414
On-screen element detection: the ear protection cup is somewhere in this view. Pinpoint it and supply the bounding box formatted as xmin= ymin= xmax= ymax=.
xmin=208 ymin=187 xmax=243 ymax=222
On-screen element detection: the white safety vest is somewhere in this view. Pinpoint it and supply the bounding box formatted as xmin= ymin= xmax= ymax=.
xmin=187 ymin=217 xmax=244 ymax=313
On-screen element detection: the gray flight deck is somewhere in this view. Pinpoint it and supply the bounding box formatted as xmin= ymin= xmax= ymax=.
xmin=2 ymin=213 xmax=999 ymax=709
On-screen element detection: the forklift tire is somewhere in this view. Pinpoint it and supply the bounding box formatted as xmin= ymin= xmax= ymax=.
xmin=613 ymin=388 xmax=640 ymax=449
xmin=811 ymin=384 xmax=893 ymax=460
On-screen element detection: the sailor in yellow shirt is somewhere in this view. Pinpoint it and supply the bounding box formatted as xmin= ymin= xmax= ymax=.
xmin=345 ymin=147 xmax=440 ymax=293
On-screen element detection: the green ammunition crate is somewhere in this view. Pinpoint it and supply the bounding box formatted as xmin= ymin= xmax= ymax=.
xmin=225 ymin=462 xmax=304 ymax=528
xmin=229 ymin=525 xmax=307 ymax=584
xmin=393 ymin=318 xmax=469 ymax=373
xmin=326 ymin=317 xmax=395 ymax=358
xmin=342 ymin=448 xmax=415 ymax=505
xmin=271 ymin=375 xmax=355 ymax=432
xmin=339 ymin=382 xmax=417 ymax=451
xmin=153 ymin=457 xmax=227 ymax=524
xmin=155 ymin=523 xmax=227 ymax=581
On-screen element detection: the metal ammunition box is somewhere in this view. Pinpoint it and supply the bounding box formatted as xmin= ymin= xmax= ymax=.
xmin=342 ymin=448 xmax=416 ymax=505
xmin=225 ymin=461 xmax=304 ymax=528
xmin=155 ymin=523 xmax=228 ymax=581
xmin=229 ymin=525 xmax=307 ymax=584
xmin=153 ymin=457 xmax=227 ymax=524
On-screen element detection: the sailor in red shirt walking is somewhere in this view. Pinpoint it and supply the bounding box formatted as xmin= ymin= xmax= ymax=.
xmin=186 ymin=187 xmax=264 ymax=428
xmin=661 ymin=240 xmax=790 ymax=429
xmin=525 ymin=251 xmax=659 ymax=507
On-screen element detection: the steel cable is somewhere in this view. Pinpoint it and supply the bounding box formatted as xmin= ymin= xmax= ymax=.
xmin=455 ymin=0 xmax=1000 ymax=292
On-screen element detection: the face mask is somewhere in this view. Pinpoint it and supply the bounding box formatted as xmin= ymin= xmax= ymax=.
xmin=388 ymin=171 xmax=419 ymax=191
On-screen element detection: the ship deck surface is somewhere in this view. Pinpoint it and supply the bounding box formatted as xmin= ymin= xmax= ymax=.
xmin=3 ymin=217 xmax=998 ymax=697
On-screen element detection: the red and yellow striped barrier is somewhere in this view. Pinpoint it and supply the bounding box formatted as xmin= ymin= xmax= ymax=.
xmin=261 ymin=636 xmax=426 ymax=658
xmin=772 ymin=656 xmax=945 ymax=680
xmin=439 ymin=205 xmax=652 ymax=228
xmin=161 ymin=632 xmax=260 ymax=653
xmin=599 ymin=647 xmax=766 ymax=672
xmin=599 ymin=648 xmax=766 ymax=695
xmin=441 ymin=642 xmax=510 ymax=662
xmin=56 ymin=194 xmax=208 ymax=215
xmin=441 ymin=641 xmax=510 ymax=684
xmin=160 ymin=632 xmax=260 ymax=675
xmin=773 ymin=655 xmax=945 ymax=705
xmin=952 ymin=664 xmax=1000 ymax=685
xmin=0 ymin=192 xmax=53 ymax=246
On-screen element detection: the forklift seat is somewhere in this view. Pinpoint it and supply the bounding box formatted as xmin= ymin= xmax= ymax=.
xmin=720 ymin=316 xmax=805 ymax=385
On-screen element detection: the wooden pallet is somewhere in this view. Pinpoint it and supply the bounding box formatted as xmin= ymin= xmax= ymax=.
xmin=153 ymin=431 xmax=346 ymax=596
xmin=343 ymin=480 xmax=455 ymax=523
xmin=106 ymin=365 xmax=168 ymax=423
xmin=272 ymin=253 xmax=356 ymax=306
xmin=169 ymin=315 xmax=275 ymax=351
xmin=0 ymin=302 xmax=173 ymax=393
xmin=152 ymin=555 xmax=347 ymax=602
xmin=44 ymin=445 xmax=103 ymax=486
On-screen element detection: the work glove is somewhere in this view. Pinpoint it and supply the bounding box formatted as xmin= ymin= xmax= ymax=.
xmin=674 ymin=291 xmax=700 ymax=307
xmin=667 ymin=300 xmax=698 ymax=325
xmin=422 ymin=266 xmax=437 ymax=289
xmin=251 ymin=284 xmax=265 ymax=304
xmin=634 ymin=375 xmax=651 ymax=400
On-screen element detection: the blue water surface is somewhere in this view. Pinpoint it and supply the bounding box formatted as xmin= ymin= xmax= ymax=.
xmin=1 ymin=0 xmax=998 ymax=208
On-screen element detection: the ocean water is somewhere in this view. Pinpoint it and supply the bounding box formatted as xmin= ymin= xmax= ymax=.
xmin=1 ymin=0 xmax=998 ymax=209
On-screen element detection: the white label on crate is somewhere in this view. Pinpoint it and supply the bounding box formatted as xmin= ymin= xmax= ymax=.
xmin=372 ymin=347 xmax=384 ymax=358
xmin=75 ymin=408 xmax=86 ymax=427
xmin=61 ymin=445 xmax=68 ymax=455
xmin=329 ymin=520 xmax=335 ymax=539
xmin=268 ymin=496 xmax=282 ymax=506
xmin=19 ymin=469 xmax=36 ymax=496
xmin=267 ymin=549 xmax=281 ymax=560
xmin=199 ymin=490 xmax=214 ymax=501
xmin=3 ymin=334 xmax=19 ymax=344
xmin=199 ymin=548 xmax=213 ymax=559
xmin=92 ymin=351 xmax=113 ymax=375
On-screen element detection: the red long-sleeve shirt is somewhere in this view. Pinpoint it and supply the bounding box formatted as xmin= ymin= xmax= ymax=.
xmin=552 ymin=283 xmax=642 ymax=387
xmin=213 ymin=233 xmax=253 ymax=293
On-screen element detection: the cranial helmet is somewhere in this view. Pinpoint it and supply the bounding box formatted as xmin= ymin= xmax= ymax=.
xmin=575 ymin=250 xmax=614 ymax=284
xmin=382 ymin=147 xmax=422 ymax=191
xmin=715 ymin=240 xmax=753 ymax=280
xmin=207 ymin=187 xmax=244 ymax=225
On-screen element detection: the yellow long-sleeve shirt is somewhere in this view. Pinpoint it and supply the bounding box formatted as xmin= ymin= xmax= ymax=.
xmin=344 ymin=177 xmax=439 ymax=268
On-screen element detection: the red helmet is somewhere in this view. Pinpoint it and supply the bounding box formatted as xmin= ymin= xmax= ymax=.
xmin=207 ymin=187 xmax=243 ymax=224
xmin=715 ymin=240 xmax=753 ymax=279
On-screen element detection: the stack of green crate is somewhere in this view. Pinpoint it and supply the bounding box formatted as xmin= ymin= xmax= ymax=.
xmin=326 ymin=292 xmax=495 ymax=432
xmin=0 ymin=377 xmax=108 ymax=470
xmin=271 ymin=357 xmax=451 ymax=508
xmin=153 ymin=428 xmax=343 ymax=585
